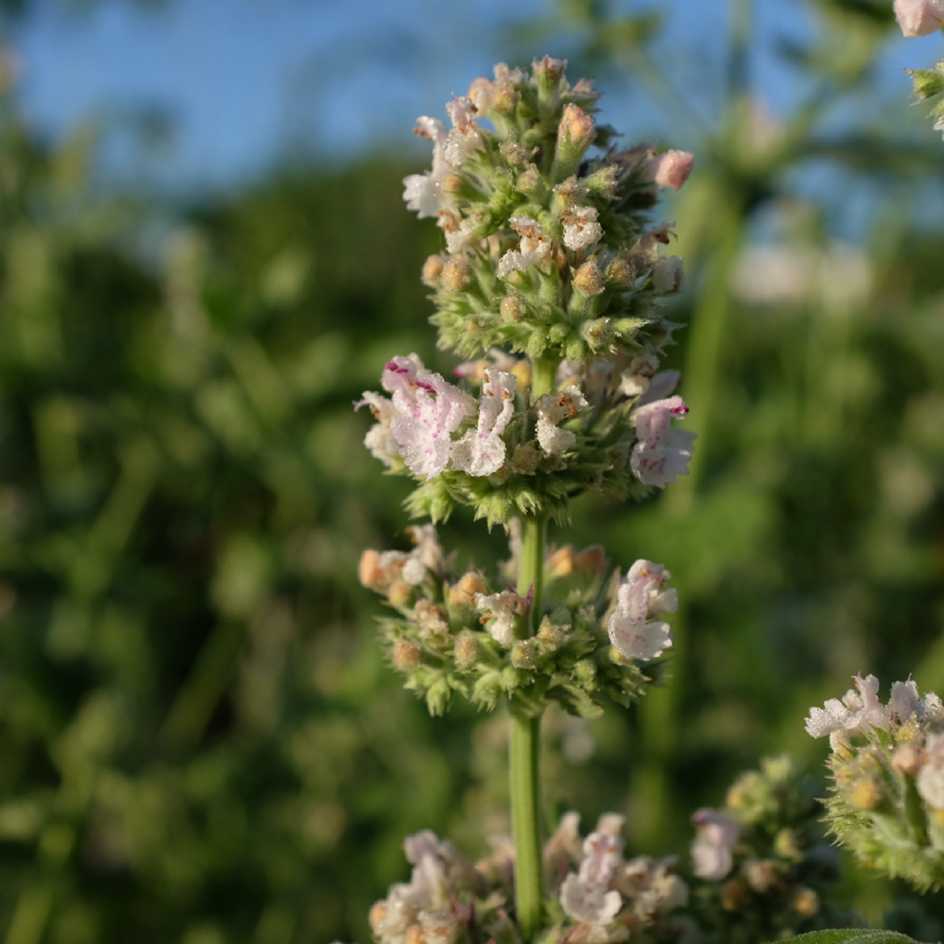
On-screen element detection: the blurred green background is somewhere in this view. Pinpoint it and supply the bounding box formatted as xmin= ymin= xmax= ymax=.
xmin=0 ymin=1 xmax=943 ymax=941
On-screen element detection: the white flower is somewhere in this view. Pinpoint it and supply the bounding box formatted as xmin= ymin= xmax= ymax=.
xmin=607 ymin=560 xmax=676 ymax=661
xmin=356 ymin=390 xmax=400 ymax=468
xmin=443 ymin=96 xmax=482 ymax=166
xmin=380 ymin=354 xmax=475 ymax=480
xmin=535 ymin=389 xmax=589 ymax=455
xmin=474 ymin=591 xmax=525 ymax=647
xmin=562 ymin=205 xmax=603 ymax=252
xmin=894 ymin=0 xmax=944 ymax=36
xmin=630 ymin=394 xmax=695 ymax=488
xmin=691 ymin=809 xmax=740 ymax=881
xmin=804 ymin=674 xmax=890 ymax=747
xmin=403 ymin=116 xmax=450 ymax=219
xmin=918 ymin=734 xmax=944 ymax=808
xmin=652 ymin=256 xmax=684 ymax=293
xmin=498 ymin=216 xmax=552 ymax=278
xmin=888 ymin=679 xmax=923 ymax=723
xmin=559 ymin=830 xmax=624 ymax=928
xmin=452 ymin=369 xmax=517 ymax=476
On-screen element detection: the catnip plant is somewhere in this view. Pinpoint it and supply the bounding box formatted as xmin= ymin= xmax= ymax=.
xmin=895 ymin=0 xmax=944 ymax=135
xmin=354 ymin=55 xmax=932 ymax=944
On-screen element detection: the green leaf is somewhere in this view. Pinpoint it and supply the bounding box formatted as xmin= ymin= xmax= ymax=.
xmin=772 ymin=931 xmax=920 ymax=944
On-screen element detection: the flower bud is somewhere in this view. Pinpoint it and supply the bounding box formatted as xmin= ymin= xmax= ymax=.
xmin=573 ymin=256 xmax=605 ymax=297
xmin=500 ymin=295 xmax=525 ymax=322
xmin=414 ymin=599 xmax=449 ymax=640
xmin=547 ymin=545 xmax=576 ymax=578
xmin=448 ymin=571 xmax=488 ymax=608
xmin=773 ymin=828 xmax=802 ymax=862
xmin=605 ymin=255 xmax=635 ymax=288
xmin=467 ymin=76 xmax=495 ymax=113
xmin=421 ymin=254 xmax=445 ymax=287
xmin=533 ymin=54 xmax=567 ymax=108
xmin=555 ymin=104 xmax=595 ymax=175
xmin=388 ymin=580 xmax=412 ymax=607
xmin=511 ymin=639 xmax=539 ymax=670
xmin=393 ymin=638 xmax=422 ymax=671
xmin=536 ymin=616 xmax=566 ymax=652
xmin=405 ymin=925 xmax=425 ymax=944
xmin=720 ymin=879 xmax=749 ymax=912
xmin=743 ymin=858 xmax=780 ymax=894
xmin=441 ymin=256 xmax=471 ymax=292
xmin=358 ymin=549 xmax=384 ymax=590
xmin=647 ymin=149 xmax=695 ymax=190
xmin=454 ymin=631 xmax=479 ymax=670
xmin=369 ymin=902 xmax=387 ymax=937
xmin=516 ymin=164 xmax=543 ymax=196
xmin=792 ymin=887 xmax=820 ymax=919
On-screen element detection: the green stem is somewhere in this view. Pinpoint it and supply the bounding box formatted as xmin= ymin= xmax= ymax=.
xmin=510 ymin=710 xmax=543 ymax=939
xmin=507 ymin=356 xmax=558 ymax=938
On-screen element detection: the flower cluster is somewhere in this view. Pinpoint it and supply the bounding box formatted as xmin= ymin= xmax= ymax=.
xmin=686 ymin=756 xmax=843 ymax=943
xmin=404 ymin=57 xmax=690 ymax=363
xmin=806 ymin=674 xmax=944 ymax=891
xmin=358 ymin=526 xmax=676 ymax=718
xmin=368 ymin=759 xmax=840 ymax=944
xmin=358 ymin=351 xmax=694 ymax=526
xmin=894 ymin=1 xmax=944 ymax=137
xmin=356 ymin=56 xmax=697 ymax=527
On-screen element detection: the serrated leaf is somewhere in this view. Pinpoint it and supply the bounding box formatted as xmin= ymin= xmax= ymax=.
xmin=771 ymin=930 xmax=921 ymax=944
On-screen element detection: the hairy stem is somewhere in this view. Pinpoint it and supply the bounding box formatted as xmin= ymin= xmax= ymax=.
xmin=509 ymin=357 xmax=556 ymax=938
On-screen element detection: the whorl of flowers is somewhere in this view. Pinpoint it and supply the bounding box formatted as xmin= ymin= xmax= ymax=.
xmin=358 ymin=526 xmax=675 ymax=718
xmin=806 ymin=674 xmax=944 ymax=891
xmin=894 ymin=1 xmax=944 ymax=138
xmin=686 ymin=756 xmax=842 ymax=942
xmin=357 ymin=56 xmax=696 ymax=528
xmin=368 ymin=760 xmax=840 ymax=944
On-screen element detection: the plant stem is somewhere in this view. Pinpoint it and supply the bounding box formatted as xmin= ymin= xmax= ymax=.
xmin=510 ymin=708 xmax=543 ymax=939
xmin=509 ymin=356 xmax=556 ymax=940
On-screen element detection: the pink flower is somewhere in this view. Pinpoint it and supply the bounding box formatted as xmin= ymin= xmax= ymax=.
xmin=691 ymin=809 xmax=740 ymax=881
xmin=381 ymin=354 xmax=474 ymax=479
xmin=607 ymin=560 xmax=676 ymax=661
xmin=894 ymin=0 xmax=944 ymax=36
xmin=630 ymin=392 xmax=695 ymax=488
xmin=452 ymin=369 xmax=517 ymax=477
xmin=648 ymin=149 xmax=695 ymax=190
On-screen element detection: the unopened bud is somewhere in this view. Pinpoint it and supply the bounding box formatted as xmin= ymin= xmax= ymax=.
xmin=555 ymin=104 xmax=595 ymax=172
xmin=369 ymin=902 xmax=388 ymax=936
xmin=536 ymin=616 xmax=566 ymax=651
xmin=511 ymin=639 xmax=539 ymax=670
xmin=516 ymin=164 xmax=543 ymax=196
xmin=792 ymin=887 xmax=820 ymax=919
xmin=773 ymin=828 xmax=802 ymax=862
xmin=454 ymin=631 xmax=479 ymax=670
xmin=387 ymin=580 xmax=412 ymax=608
xmin=647 ymin=149 xmax=695 ymax=190
xmin=441 ymin=257 xmax=471 ymax=292
xmin=358 ymin=549 xmax=384 ymax=590
xmin=720 ymin=879 xmax=749 ymax=912
xmin=573 ymin=257 xmax=605 ymax=297
xmin=500 ymin=295 xmax=525 ymax=322
xmin=606 ymin=255 xmax=635 ymax=288
xmin=448 ymin=571 xmax=487 ymax=608
xmin=414 ymin=599 xmax=449 ymax=640
xmin=547 ymin=546 xmax=576 ymax=578
xmin=743 ymin=859 xmax=780 ymax=894
xmin=393 ymin=638 xmax=422 ymax=671
xmin=422 ymin=254 xmax=445 ymax=287
xmin=468 ymin=76 xmax=495 ymax=113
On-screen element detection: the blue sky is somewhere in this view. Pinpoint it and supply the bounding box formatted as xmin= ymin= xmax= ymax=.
xmin=7 ymin=0 xmax=933 ymax=192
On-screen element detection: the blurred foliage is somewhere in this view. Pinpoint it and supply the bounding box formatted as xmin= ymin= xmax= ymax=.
xmin=0 ymin=1 xmax=943 ymax=943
